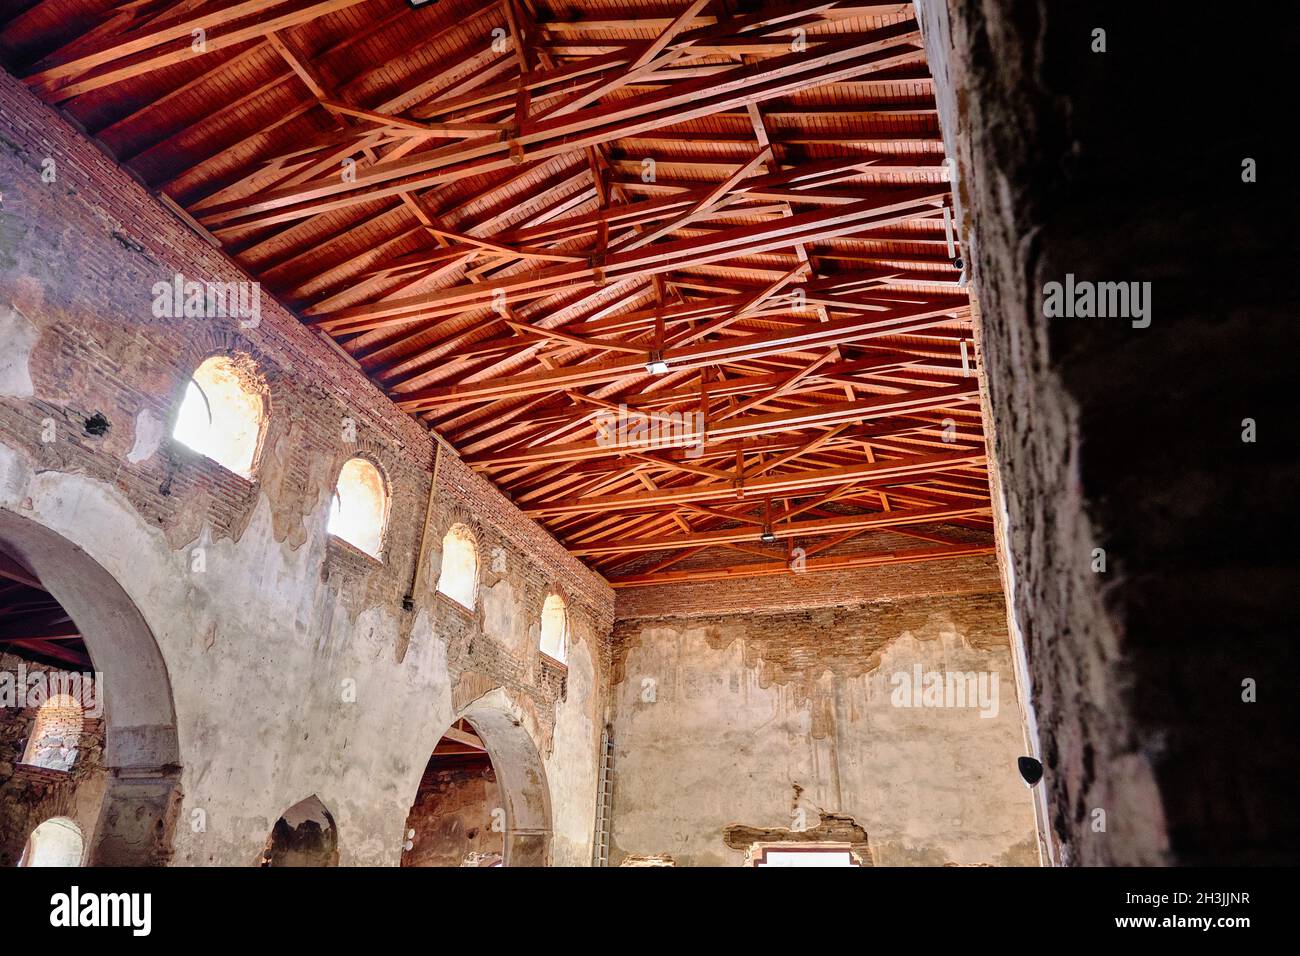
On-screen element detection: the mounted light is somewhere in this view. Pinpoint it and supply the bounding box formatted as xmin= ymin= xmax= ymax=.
xmin=1017 ymin=756 xmax=1044 ymax=788
xmin=645 ymin=350 xmax=669 ymax=375
xmin=760 ymin=497 xmax=777 ymax=544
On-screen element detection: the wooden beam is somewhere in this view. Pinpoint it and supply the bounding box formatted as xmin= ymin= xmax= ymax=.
xmin=572 ymin=503 xmax=989 ymax=556
xmin=525 ymin=449 xmax=986 ymax=515
xmin=608 ymin=542 xmax=995 ymax=586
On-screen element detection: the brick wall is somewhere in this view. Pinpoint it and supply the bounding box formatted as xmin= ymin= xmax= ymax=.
xmin=616 ymin=551 xmax=1005 ymax=620
xmin=0 ymin=64 xmax=614 ymax=731
xmin=0 ymin=67 xmax=614 ymax=863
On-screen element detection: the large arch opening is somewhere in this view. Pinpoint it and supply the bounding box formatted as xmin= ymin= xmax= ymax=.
xmin=18 ymin=817 xmax=84 ymax=867
xmin=0 ymin=509 xmax=181 ymax=867
xmin=402 ymin=691 xmax=551 ymax=867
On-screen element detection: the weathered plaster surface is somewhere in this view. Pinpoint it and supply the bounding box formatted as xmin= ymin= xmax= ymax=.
xmin=609 ymin=598 xmax=1038 ymax=867
xmin=0 ymin=67 xmax=613 ymax=865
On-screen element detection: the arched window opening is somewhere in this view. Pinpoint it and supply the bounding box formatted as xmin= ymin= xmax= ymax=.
xmin=539 ymin=593 xmax=568 ymax=663
xmin=19 ymin=817 xmax=84 ymax=867
xmin=172 ymin=355 xmax=265 ymax=478
xmin=260 ymin=795 xmax=338 ymax=867
xmin=328 ymin=457 xmax=388 ymax=557
xmin=22 ymin=694 xmax=83 ymax=772
xmin=436 ymin=524 xmax=478 ymax=610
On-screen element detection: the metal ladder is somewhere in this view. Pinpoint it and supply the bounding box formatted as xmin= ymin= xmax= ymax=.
xmin=592 ymin=725 xmax=614 ymax=866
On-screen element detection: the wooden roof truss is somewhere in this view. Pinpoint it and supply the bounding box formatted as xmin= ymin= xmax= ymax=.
xmin=1 ymin=0 xmax=995 ymax=585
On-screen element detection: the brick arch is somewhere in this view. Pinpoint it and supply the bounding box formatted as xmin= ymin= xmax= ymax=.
xmin=166 ymin=345 xmax=273 ymax=480
xmin=166 ymin=327 xmax=276 ymax=416
xmin=327 ymin=450 xmax=393 ymax=557
xmin=537 ymin=582 xmax=571 ymax=663
xmin=431 ymin=508 xmax=484 ymax=609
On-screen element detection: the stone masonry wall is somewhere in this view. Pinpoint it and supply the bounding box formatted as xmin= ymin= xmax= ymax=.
xmin=917 ymin=0 xmax=1297 ymax=863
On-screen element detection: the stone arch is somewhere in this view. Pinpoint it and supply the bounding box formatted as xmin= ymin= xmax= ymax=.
xmin=0 ymin=508 xmax=182 ymax=866
xmin=430 ymin=688 xmax=552 ymax=866
xmin=19 ymin=816 xmax=85 ymax=867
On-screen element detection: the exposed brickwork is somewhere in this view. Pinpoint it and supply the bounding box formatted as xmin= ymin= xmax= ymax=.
xmin=608 ymin=589 xmax=1038 ymax=866
xmin=616 ymin=552 xmax=1004 ymax=620
xmin=614 ymin=589 xmax=1014 ymax=690
xmin=0 ymin=67 xmax=614 ymax=745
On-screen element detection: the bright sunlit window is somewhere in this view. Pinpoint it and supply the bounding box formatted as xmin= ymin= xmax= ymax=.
xmin=539 ymin=593 xmax=568 ymax=663
xmin=328 ymin=458 xmax=388 ymax=558
xmin=752 ymin=845 xmax=860 ymax=867
xmin=436 ymin=524 xmax=478 ymax=609
xmin=22 ymin=694 xmax=83 ymax=772
xmin=173 ymin=355 xmax=265 ymax=478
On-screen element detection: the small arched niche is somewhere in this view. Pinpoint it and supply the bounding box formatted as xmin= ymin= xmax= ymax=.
xmin=328 ymin=457 xmax=389 ymax=558
xmin=436 ymin=523 xmax=479 ymax=610
xmin=260 ymin=795 xmax=339 ymax=867
xmin=172 ymin=354 xmax=266 ymax=478
xmin=539 ymin=593 xmax=568 ymax=664
xmin=19 ymin=817 xmax=84 ymax=867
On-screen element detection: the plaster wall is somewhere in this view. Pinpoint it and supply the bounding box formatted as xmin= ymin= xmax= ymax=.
xmin=609 ymin=591 xmax=1038 ymax=866
xmin=0 ymin=69 xmax=614 ymax=866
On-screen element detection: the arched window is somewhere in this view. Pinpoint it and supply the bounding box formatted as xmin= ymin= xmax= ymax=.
xmin=328 ymin=458 xmax=388 ymax=558
xmin=22 ymin=694 xmax=83 ymax=772
xmin=539 ymin=593 xmax=568 ymax=663
xmin=19 ymin=817 xmax=84 ymax=867
xmin=173 ymin=355 xmax=265 ymax=477
xmin=436 ymin=524 xmax=478 ymax=610
xmin=260 ymin=795 xmax=339 ymax=867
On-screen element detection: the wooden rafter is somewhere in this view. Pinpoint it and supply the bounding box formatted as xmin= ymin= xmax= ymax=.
xmin=0 ymin=0 xmax=988 ymax=585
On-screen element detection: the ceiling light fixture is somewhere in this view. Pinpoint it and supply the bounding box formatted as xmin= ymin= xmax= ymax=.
xmin=645 ymin=350 xmax=669 ymax=375
xmin=1017 ymin=756 xmax=1044 ymax=788
xmin=760 ymin=497 xmax=777 ymax=544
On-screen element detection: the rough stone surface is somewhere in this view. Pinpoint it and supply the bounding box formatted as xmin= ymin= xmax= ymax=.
xmin=401 ymin=759 xmax=503 ymax=867
xmin=919 ymin=0 xmax=1297 ymax=863
xmin=0 ymin=654 xmax=106 ymax=866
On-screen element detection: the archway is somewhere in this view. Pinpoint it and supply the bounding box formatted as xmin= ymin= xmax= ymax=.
xmin=402 ymin=690 xmax=551 ymax=867
xmin=0 ymin=508 xmax=181 ymax=866
xmin=18 ymin=817 xmax=84 ymax=867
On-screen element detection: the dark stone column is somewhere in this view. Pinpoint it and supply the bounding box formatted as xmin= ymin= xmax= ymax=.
xmin=922 ymin=0 xmax=1297 ymax=863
